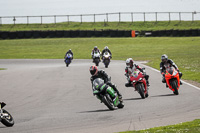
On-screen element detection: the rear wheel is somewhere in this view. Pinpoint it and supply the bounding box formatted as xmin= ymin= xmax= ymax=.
xmin=137 ymin=84 xmax=145 ymax=99
xmin=1 ymin=109 xmax=14 ymax=127
xmin=102 ymin=94 xmax=115 ymax=110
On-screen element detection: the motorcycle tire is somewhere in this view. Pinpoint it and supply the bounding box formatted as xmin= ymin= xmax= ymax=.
xmin=145 ymin=92 xmax=149 ymax=98
xmin=171 ymin=80 xmax=179 ymax=95
xmin=117 ymin=100 xmax=124 ymax=109
xmin=102 ymin=94 xmax=115 ymax=110
xmin=104 ymin=60 xmax=109 ymax=68
xmin=137 ymin=84 xmax=145 ymax=99
xmin=66 ymin=64 xmax=69 ymax=67
xmin=1 ymin=109 xmax=14 ymax=127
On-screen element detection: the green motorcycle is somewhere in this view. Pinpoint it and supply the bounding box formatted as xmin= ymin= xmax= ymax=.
xmin=92 ymin=78 xmax=124 ymax=110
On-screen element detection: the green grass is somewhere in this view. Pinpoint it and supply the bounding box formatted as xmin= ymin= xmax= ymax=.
xmin=0 ymin=21 xmax=200 ymax=31
xmin=119 ymin=119 xmax=200 ymax=133
xmin=0 ymin=37 xmax=199 ymax=82
xmin=0 ymin=68 xmax=6 ymax=70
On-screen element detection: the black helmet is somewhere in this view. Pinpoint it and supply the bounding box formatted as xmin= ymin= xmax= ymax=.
xmin=161 ymin=54 xmax=168 ymax=62
xmin=90 ymin=65 xmax=98 ymax=76
xmin=69 ymin=49 xmax=72 ymax=52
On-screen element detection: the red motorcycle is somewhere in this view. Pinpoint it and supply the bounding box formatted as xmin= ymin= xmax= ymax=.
xmin=165 ymin=66 xmax=180 ymax=95
xmin=128 ymin=69 xmax=149 ymax=99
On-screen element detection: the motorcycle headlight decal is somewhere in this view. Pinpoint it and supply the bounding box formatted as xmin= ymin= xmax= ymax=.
xmin=139 ymin=78 xmax=143 ymax=81
xmin=133 ymin=80 xmax=136 ymax=83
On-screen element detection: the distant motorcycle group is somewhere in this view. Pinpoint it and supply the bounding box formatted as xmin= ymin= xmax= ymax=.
xmin=91 ymin=46 xmax=112 ymax=68
xmin=63 ymin=47 xmax=183 ymax=110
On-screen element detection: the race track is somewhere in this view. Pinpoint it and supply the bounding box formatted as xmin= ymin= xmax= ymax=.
xmin=0 ymin=59 xmax=200 ymax=133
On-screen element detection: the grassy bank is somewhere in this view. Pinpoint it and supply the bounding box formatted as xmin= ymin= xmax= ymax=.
xmin=119 ymin=119 xmax=200 ymax=133
xmin=0 ymin=21 xmax=200 ymax=31
xmin=0 ymin=37 xmax=199 ymax=82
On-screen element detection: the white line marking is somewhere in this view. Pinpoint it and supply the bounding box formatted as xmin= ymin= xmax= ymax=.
xmin=140 ymin=63 xmax=200 ymax=91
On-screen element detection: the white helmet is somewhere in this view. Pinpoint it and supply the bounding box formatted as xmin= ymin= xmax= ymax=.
xmin=126 ymin=58 xmax=134 ymax=67
xmin=104 ymin=46 xmax=108 ymax=50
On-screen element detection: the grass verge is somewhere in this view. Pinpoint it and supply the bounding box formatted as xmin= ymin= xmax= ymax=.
xmin=119 ymin=119 xmax=200 ymax=133
xmin=0 ymin=37 xmax=199 ymax=82
xmin=0 ymin=21 xmax=200 ymax=31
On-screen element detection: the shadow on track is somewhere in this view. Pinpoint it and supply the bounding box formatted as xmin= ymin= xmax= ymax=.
xmin=78 ymin=109 xmax=112 ymax=113
xmin=151 ymin=94 xmax=176 ymax=97
xmin=123 ymin=97 xmax=142 ymax=101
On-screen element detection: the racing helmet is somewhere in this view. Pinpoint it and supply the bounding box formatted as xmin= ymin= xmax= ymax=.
xmin=90 ymin=65 xmax=98 ymax=76
xmin=104 ymin=46 xmax=108 ymax=50
xmin=161 ymin=54 xmax=168 ymax=62
xmin=68 ymin=49 xmax=72 ymax=52
xmin=126 ymin=58 xmax=134 ymax=68
xmin=94 ymin=46 xmax=98 ymax=51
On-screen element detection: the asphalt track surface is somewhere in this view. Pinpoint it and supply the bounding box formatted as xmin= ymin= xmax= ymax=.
xmin=0 ymin=59 xmax=200 ymax=133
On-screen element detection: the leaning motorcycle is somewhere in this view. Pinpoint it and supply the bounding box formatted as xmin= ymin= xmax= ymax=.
xmin=92 ymin=52 xmax=100 ymax=66
xmin=102 ymin=52 xmax=111 ymax=68
xmin=64 ymin=53 xmax=72 ymax=67
xmin=165 ymin=66 xmax=180 ymax=95
xmin=92 ymin=78 xmax=124 ymax=110
xmin=0 ymin=102 xmax=14 ymax=127
xmin=127 ymin=69 xmax=149 ymax=99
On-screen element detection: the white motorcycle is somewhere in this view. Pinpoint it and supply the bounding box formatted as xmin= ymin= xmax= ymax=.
xmin=0 ymin=102 xmax=14 ymax=127
xmin=102 ymin=52 xmax=111 ymax=68
xmin=92 ymin=52 xmax=101 ymax=66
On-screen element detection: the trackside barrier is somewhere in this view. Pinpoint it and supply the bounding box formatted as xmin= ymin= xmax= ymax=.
xmin=0 ymin=29 xmax=199 ymax=39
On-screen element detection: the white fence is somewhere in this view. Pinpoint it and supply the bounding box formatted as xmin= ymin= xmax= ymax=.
xmin=0 ymin=12 xmax=200 ymax=25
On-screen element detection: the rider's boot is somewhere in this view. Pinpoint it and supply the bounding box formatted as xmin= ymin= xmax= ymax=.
xmin=180 ymin=80 xmax=183 ymax=85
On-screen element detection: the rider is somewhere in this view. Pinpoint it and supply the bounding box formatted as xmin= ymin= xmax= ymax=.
xmin=160 ymin=54 xmax=182 ymax=87
xmin=125 ymin=58 xmax=150 ymax=87
xmin=101 ymin=46 xmax=112 ymax=59
xmin=91 ymin=46 xmax=101 ymax=62
xmin=64 ymin=49 xmax=73 ymax=60
xmin=90 ymin=65 xmax=122 ymax=99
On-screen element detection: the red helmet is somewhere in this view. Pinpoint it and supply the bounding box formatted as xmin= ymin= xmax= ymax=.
xmin=90 ymin=65 xmax=98 ymax=76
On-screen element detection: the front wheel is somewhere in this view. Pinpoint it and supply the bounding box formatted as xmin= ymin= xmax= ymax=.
xmin=1 ymin=109 xmax=14 ymax=127
xmin=117 ymin=99 xmax=124 ymax=109
xmin=101 ymin=94 xmax=115 ymax=110
xmin=171 ymin=80 xmax=179 ymax=95
xmin=137 ymin=84 xmax=145 ymax=99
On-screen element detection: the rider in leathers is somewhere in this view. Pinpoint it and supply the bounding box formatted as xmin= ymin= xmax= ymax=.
xmin=160 ymin=54 xmax=182 ymax=87
xmin=125 ymin=58 xmax=150 ymax=87
xmin=90 ymin=65 xmax=122 ymax=99
xmin=101 ymin=46 xmax=112 ymax=59
xmin=64 ymin=49 xmax=73 ymax=62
